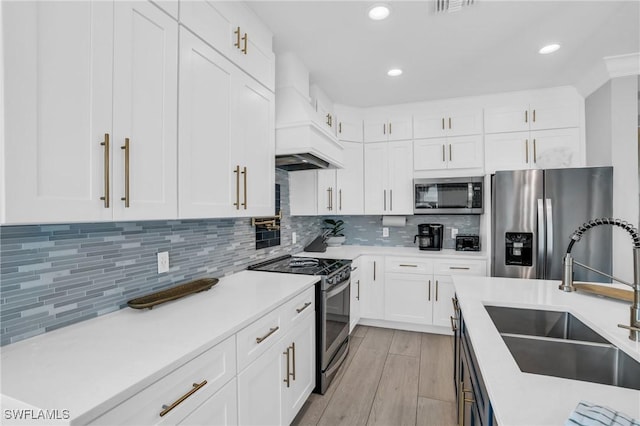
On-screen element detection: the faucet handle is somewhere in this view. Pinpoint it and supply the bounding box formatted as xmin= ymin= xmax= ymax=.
xmin=559 ymin=253 xmax=576 ymax=292
xmin=617 ymin=323 xmax=640 ymax=341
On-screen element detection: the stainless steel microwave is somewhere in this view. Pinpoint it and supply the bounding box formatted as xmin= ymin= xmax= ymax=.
xmin=414 ymin=176 xmax=484 ymax=214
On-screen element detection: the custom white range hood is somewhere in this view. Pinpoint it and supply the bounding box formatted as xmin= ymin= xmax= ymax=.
xmin=275 ymin=52 xmax=344 ymax=170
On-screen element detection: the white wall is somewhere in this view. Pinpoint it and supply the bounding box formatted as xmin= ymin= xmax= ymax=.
xmin=586 ymin=76 xmax=639 ymax=282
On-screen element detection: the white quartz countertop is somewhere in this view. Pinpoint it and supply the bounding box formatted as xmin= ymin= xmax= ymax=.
xmin=295 ymin=244 xmax=488 ymax=260
xmin=453 ymin=275 xmax=640 ymax=425
xmin=0 ymin=271 xmax=319 ymax=425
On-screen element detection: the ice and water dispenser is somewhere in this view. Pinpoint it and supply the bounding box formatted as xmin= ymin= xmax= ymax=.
xmin=504 ymin=232 xmax=533 ymax=266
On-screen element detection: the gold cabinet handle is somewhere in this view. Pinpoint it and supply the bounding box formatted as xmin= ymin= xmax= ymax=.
xmin=525 ymin=139 xmax=529 ymax=163
xmin=383 ymin=189 xmax=386 ymax=211
xmin=428 ymin=280 xmax=431 ymax=301
xmin=159 ymin=380 xmax=207 ymax=417
xmin=283 ymin=347 xmax=291 ymax=388
xmin=326 ymin=113 xmax=331 ymax=127
xmin=242 ymin=32 xmax=248 ymax=54
xmin=449 ymin=266 xmax=470 ymax=270
xmin=242 ymin=166 xmax=247 ymax=209
xmin=296 ymin=302 xmax=312 ymax=313
xmin=373 ymin=261 xmax=376 ymax=281
xmin=451 ymin=297 xmax=459 ymax=311
xmin=233 ymin=165 xmax=240 ymax=209
xmin=291 ymin=342 xmax=296 ymax=380
xmin=389 ymin=122 xmax=392 ymax=134
xmin=383 ymin=123 xmax=386 ymax=135
xmin=100 ymin=133 xmax=110 ymax=208
xmin=399 ymin=264 xmax=418 ymax=267
xmin=533 ymin=109 xmax=536 ymax=123
xmin=525 ymin=110 xmax=528 ymax=123
xmin=120 ymin=138 xmax=130 ymax=207
xmin=435 ymin=280 xmax=439 ymax=301
xmin=339 ymin=189 xmax=342 ymax=211
xmin=256 ymin=326 xmax=279 ymax=344
xmin=389 ymin=189 xmax=393 ymax=211
xmin=234 ymin=27 xmax=241 ymax=49
xmin=357 ymin=279 xmax=360 ymax=300
xmin=449 ymin=144 xmax=452 ymax=162
xmin=450 ymin=316 xmax=458 ymax=332
xmin=448 ymin=117 xmax=452 ymax=129
xmin=327 ymin=187 xmax=332 ymax=211
xmin=533 ymin=139 xmax=537 ymax=163
xmin=442 ymin=117 xmax=445 ymax=130
xmin=339 ymin=122 xmax=342 ymax=133
xmin=442 ymin=144 xmax=445 ymax=162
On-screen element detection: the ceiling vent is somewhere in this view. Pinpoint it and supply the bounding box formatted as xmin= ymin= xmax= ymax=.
xmin=435 ymin=0 xmax=474 ymax=13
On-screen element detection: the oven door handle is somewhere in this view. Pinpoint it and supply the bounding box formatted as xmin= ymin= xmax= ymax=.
xmin=323 ymin=340 xmax=349 ymax=377
xmin=325 ymin=279 xmax=350 ymax=299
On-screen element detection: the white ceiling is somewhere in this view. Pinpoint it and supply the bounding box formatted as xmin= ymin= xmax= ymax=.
xmin=247 ymin=1 xmax=640 ymax=107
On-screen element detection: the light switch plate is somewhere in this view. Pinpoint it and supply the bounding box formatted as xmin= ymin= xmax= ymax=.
xmin=382 ymin=227 xmax=389 ymax=237
xmin=292 ymin=232 xmax=297 ymax=244
xmin=157 ymin=252 xmax=169 ymax=273
xmin=451 ymin=228 xmax=459 ymax=238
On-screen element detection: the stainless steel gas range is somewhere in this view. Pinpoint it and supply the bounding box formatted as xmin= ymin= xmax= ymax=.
xmin=248 ymin=255 xmax=351 ymax=394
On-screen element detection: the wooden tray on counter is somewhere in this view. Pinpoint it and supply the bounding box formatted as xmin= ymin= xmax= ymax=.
xmin=573 ymin=282 xmax=634 ymax=303
xmin=127 ymin=278 xmax=219 ymax=310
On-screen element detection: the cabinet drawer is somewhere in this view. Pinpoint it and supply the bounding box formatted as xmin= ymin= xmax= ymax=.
xmin=236 ymin=304 xmax=285 ymax=371
xmin=435 ymin=259 xmax=486 ymax=276
xmin=283 ymin=287 xmax=315 ymax=326
xmin=91 ymin=336 xmax=236 ymax=425
xmin=385 ymin=257 xmax=434 ymax=275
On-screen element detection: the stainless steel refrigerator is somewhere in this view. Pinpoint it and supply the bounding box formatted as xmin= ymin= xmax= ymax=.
xmin=491 ymin=167 xmax=613 ymax=282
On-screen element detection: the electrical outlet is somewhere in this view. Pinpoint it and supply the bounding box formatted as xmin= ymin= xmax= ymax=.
xmin=292 ymin=232 xmax=297 ymax=244
xmin=451 ymin=228 xmax=459 ymax=238
xmin=157 ymin=252 xmax=169 ymax=274
xmin=382 ymin=227 xmax=389 ymax=237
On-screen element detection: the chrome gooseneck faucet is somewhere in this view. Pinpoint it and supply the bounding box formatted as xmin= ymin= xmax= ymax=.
xmin=559 ymin=218 xmax=640 ymax=341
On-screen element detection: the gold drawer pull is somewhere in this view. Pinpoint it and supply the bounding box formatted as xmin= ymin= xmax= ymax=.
xmin=399 ymin=264 xmax=417 ymax=267
xmin=234 ymin=27 xmax=241 ymax=49
xmin=159 ymin=380 xmax=207 ymax=417
xmin=451 ymin=297 xmax=459 ymax=311
xmin=449 ymin=266 xmax=470 ymax=270
xmin=283 ymin=346 xmax=291 ymax=387
xmin=256 ymin=326 xmax=279 ymax=344
xmin=296 ymin=302 xmax=312 ymax=313
xmin=450 ymin=316 xmax=458 ymax=332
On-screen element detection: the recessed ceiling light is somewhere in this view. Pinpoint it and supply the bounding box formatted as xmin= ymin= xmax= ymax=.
xmin=539 ymin=43 xmax=561 ymax=55
xmin=368 ymin=4 xmax=390 ymax=20
xmin=387 ymin=68 xmax=403 ymax=77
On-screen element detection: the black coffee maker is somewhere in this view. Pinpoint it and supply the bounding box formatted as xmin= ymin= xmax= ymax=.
xmin=414 ymin=224 xmax=443 ymax=251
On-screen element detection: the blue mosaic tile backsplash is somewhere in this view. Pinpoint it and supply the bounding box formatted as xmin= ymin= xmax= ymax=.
xmin=1 ymin=168 xmax=479 ymax=346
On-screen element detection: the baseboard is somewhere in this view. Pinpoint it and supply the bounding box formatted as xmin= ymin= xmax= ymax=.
xmin=356 ymin=318 xmax=453 ymax=336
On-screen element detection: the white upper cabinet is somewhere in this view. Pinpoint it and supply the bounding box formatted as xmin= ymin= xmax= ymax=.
xmin=180 ymin=1 xmax=275 ymax=91
xmin=2 ymin=1 xmax=178 ymax=224
xmin=336 ymin=115 xmax=363 ymax=142
xmin=178 ymin=29 xmax=274 ymax=219
xmin=364 ymin=141 xmax=413 ymax=215
xmin=485 ymin=99 xmax=580 ymax=134
xmin=414 ymin=135 xmax=483 ymax=172
xmin=413 ymin=108 xmax=483 ymax=138
xmin=310 ymin=84 xmax=336 ymax=135
xmin=336 ymin=142 xmax=364 ymax=215
xmin=363 ymin=116 xmax=413 ymax=142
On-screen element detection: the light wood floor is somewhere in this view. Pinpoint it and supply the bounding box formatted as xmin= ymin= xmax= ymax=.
xmin=292 ymin=326 xmax=457 ymax=426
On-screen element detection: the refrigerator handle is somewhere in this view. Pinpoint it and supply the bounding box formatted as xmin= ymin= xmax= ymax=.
xmin=537 ymin=198 xmax=545 ymax=278
xmin=545 ymin=198 xmax=553 ymax=267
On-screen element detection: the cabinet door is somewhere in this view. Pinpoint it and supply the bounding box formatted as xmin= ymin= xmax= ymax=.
xmin=529 ymin=128 xmax=581 ymax=170
xmin=2 ymin=1 xmax=113 ymax=224
xmin=387 ymin=116 xmax=413 ymax=141
xmin=316 ymin=170 xmax=337 ymax=215
xmin=337 ymin=117 xmax=363 ymax=142
xmin=359 ymin=256 xmax=385 ymax=319
xmin=363 ymin=119 xmax=389 ymax=143
xmin=179 ymin=379 xmax=238 ymax=426
xmin=336 ymin=142 xmax=364 ymax=215
xmin=414 ymin=139 xmax=447 ymax=171
xmin=413 ymin=112 xmax=447 ymax=139
xmin=447 ymin=135 xmax=483 ymax=170
xmin=284 ymin=316 xmax=316 ymax=425
xmin=432 ymin=275 xmax=456 ymax=328
xmin=289 ymin=170 xmax=318 ymax=216
xmin=112 ymin=1 xmax=178 ymax=220
xmin=484 ymin=104 xmax=530 ymax=134
xmin=178 ymin=29 xmax=236 ymax=219
xmin=387 ymin=141 xmax=413 ymax=214
xmin=529 ymin=101 xmax=579 ymax=131
xmin=233 ymin=74 xmax=275 ymax=217
xmin=363 ymin=143 xmax=387 ymax=214
xmin=484 ymin=132 xmax=529 ymax=173
xmin=180 ymin=1 xmax=235 ymax=57
xmin=350 ymin=262 xmax=362 ymax=333
xmin=237 ymin=341 xmax=285 ymax=426
xmin=447 ymin=109 xmax=483 ymax=137
xmin=384 ymin=273 xmax=432 ymax=325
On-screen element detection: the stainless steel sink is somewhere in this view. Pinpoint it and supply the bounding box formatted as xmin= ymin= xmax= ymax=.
xmin=485 ymin=306 xmax=640 ymax=391
xmin=485 ymin=305 xmax=610 ymax=344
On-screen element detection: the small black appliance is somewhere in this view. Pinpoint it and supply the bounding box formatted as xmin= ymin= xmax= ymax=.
xmin=455 ymin=235 xmax=481 ymax=251
xmin=414 ymin=223 xmax=443 ymax=251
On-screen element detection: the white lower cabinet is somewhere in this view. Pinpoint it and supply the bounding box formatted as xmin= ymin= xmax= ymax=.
xmin=359 ymin=256 xmax=385 ymax=320
xmin=431 ymin=275 xmax=456 ymax=327
xmin=385 ymin=273 xmax=433 ymax=324
xmin=349 ymin=259 xmax=362 ymax=333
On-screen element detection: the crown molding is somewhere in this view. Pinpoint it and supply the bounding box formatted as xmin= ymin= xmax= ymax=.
xmin=604 ymin=53 xmax=640 ymax=78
